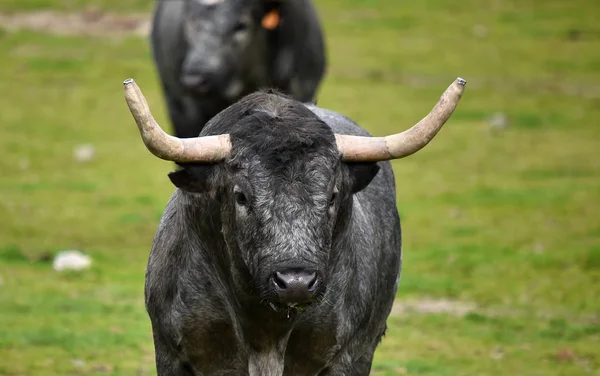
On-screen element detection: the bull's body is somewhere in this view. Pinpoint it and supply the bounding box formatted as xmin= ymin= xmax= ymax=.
xmin=150 ymin=0 xmax=327 ymax=138
xmin=145 ymin=94 xmax=402 ymax=375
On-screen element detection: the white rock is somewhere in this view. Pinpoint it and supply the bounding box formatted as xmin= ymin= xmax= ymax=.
xmin=73 ymin=144 xmax=95 ymax=163
xmin=533 ymin=242 xmax=545 ymax=254
xmin=19 ymin=158 xmax=29 ymax=170
xmin=487 ymin=112 xmax=510 ymax=130
xmin=472 ymin=24 xmax=489 ymax=38
xmin=53 ymin=250 xmax=92 ymax=272
xmin=71 ymin=359 xmax=86 ymax=368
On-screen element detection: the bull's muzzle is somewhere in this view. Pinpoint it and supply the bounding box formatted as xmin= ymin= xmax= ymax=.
xmin=180 ymin=72 xmax=211 ymax=94
xmin=271 ymin=268 xmax=319 ymax=306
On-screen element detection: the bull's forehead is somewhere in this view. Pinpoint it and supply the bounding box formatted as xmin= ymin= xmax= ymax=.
xmin=244 ymin=155 xmax=336 ymax=183
xmin=245 ymin=157 xmax=337 ymax=205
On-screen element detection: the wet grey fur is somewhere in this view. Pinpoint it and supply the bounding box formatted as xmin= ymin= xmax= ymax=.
xmin=150 ymin=0 xmax=327 ymax=138
xmin=145 ymin=91 xmax=402 ymax=375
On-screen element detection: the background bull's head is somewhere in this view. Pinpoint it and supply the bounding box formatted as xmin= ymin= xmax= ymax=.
xmin=168 ymin=93 xmax=381 ymax=311
xmin=181 ymin=0 xmax=283 ymax=99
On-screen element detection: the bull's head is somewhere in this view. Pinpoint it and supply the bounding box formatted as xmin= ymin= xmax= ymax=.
xmin=123 ymin=77 xmax=466 ymax=311
xmin=180 ymin=0 xmax=284 ymax=98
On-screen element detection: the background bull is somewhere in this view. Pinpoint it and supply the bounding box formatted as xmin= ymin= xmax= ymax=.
xmin=150 ymin=0 xmax=327 ymax=138
xmin=123 ymin=77 xmax=465 ymax=375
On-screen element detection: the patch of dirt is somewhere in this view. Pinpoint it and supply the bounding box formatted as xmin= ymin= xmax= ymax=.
xmin=0 ymin=10 xmax=151 ymax=37
xmin=391 ymin=298 xmax=477 ymax=317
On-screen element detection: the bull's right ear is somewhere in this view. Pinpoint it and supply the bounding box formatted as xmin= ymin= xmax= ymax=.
xmin=346 ymin=162 xmax=381 ymax=194
xmin=168 ymin=163 xmax=219 ymax=193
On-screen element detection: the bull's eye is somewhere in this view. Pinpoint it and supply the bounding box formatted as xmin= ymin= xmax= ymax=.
xmin=235 ymin=191 xmax=247 ymax=206
xmin=329 ymin=192 xmax=337 ymax=207
xmin=233 ymin=185 xmax=248 ymax=207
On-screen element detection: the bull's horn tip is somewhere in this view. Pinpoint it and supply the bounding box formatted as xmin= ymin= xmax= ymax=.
xmin=456 ymin=77 xmax=467 ymax=86
xmin=123 ymin=78 xmax=135 ymax=85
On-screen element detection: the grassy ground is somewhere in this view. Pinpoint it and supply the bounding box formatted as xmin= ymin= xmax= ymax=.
xmin=0 ymin=0 xmax=598 ymax=375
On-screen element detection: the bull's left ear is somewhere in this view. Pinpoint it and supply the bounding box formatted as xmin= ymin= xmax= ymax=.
xmin=168 ymin=163 xmax=219 ymax=193
xmin=346 ymin=162 xmax=381 ymax=194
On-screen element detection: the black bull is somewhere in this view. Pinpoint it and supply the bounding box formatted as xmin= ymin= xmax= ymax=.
xmin=150 ymin=0 xmax=327 ymax=139
xmin=122 ymin=78 xmax=466 ymax=375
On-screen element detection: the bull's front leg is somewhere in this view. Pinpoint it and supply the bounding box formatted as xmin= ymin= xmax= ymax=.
xmin=316 ymin=329 xmax=386 ymax=376
xmin=153 ymin=336 xmax=197 ymax=376
xmin=317 ymin=351 xmax=375 ymax=376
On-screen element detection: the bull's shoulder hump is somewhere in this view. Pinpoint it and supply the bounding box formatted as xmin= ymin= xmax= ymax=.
xmin=303 ymin=104 xmax=373 ymax=137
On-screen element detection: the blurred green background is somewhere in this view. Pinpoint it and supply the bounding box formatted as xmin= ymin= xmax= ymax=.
xmin=0 ymin=0 xmax=598 ymax=375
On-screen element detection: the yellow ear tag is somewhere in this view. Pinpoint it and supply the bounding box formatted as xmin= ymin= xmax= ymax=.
xmin=261 ymin=9 xmax=280 ymax=30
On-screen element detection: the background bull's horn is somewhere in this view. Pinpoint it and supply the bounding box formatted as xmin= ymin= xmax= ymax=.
xmin=123 ymin=78 xmax=231 ymax=163
xmin=335 ymin=77 xmax=467 ymax=162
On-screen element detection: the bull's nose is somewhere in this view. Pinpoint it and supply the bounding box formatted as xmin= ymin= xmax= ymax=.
xmin=180 ymin=74 xmax=210 ymax=93
xmin=271 ymin=269 xmax=318 ymax=305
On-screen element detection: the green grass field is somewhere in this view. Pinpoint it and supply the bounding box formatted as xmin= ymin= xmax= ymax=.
xmin=0 ymin=0 xmax=599 ymax=375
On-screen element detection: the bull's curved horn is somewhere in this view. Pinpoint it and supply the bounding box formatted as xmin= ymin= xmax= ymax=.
xmin=123 ymin=78 xmax=231 ymax=163
xmin=335 ymin=77 xmax=467 ymax=162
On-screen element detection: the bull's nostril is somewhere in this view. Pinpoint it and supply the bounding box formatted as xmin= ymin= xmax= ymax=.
xmin=273 ymin=272 xmax=287 ymax=290
xmin=307 ymin=272 xmax=317 ymax=292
